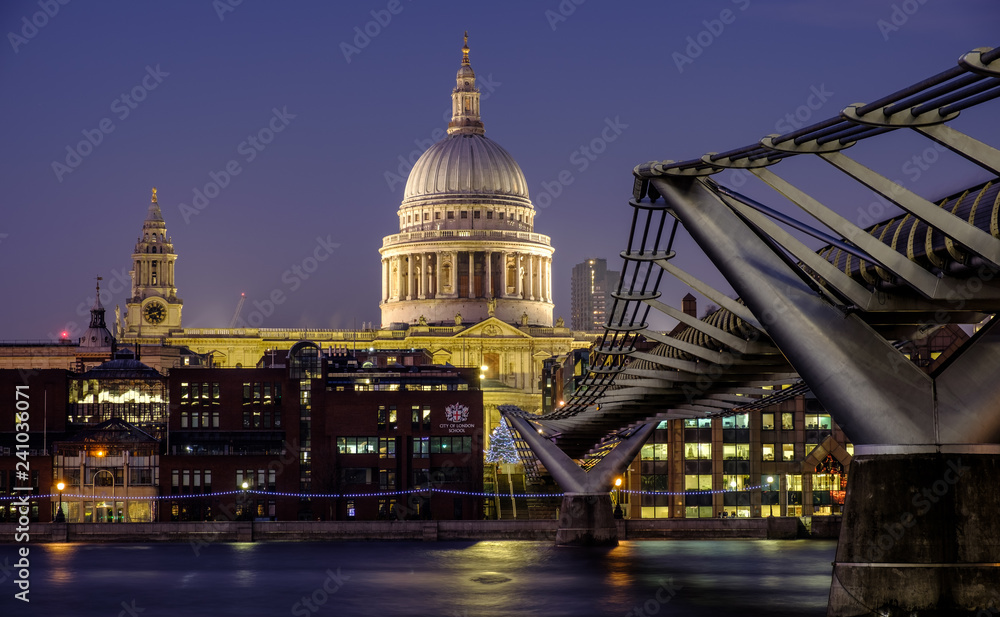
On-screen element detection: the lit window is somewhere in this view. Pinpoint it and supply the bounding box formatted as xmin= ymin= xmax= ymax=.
xmin=684 ymin=443 xmax=711 ymax=459
xmin=782 ymin=444 xmax=795 ymax=461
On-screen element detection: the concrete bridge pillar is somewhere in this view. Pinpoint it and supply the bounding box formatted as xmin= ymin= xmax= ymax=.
xmin=556 ymin=494 xmax=618 ymax=546
xmin=828 ymin=446 xmax=1000 ymax=616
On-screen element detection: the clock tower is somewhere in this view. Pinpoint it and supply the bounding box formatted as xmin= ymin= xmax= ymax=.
xmin=125 ymin=188 xmax=182 ymax=337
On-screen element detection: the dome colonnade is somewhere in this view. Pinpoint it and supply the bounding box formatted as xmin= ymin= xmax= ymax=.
xmin=379 ymin=33 xmax=554 ymax=327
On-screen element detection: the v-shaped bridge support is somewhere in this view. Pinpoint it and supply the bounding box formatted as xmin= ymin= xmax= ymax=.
xmin=506 ymin=414 xmax=655 ymax=545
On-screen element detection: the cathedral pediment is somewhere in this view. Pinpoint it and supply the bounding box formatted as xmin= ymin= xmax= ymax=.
xmin=453 ymin=317 xmax=533 ymax=339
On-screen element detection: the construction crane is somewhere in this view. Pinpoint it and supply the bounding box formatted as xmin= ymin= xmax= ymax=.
xmin=229 ymin=293 xmax=246 ymax=327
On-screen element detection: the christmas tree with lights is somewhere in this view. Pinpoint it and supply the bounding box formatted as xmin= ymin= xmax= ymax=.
xmin=486 ymin=417 xmax=520 ymax=519
xmin=486 ymin=417 xmax=520 ymax=464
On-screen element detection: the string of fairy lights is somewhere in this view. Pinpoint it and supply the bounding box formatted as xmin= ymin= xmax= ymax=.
xmin=0 ymin=484 xmax=769 ymax=501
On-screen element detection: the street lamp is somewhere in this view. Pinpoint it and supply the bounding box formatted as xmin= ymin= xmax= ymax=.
xmin=613 ymin=477 xmax=624 ymax=519
xmin=241 ymin=481 xmax=250 ymax=521
xmin=55 ymin=482 xmax=66 ymax=523
xmin=765 ymin=476 xmax=776 ymax=517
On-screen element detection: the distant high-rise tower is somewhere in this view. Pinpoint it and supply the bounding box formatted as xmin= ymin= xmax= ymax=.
xmin=571 ymin=259 xmax=620 ymax=331
xmin=125 ymin=188 xmax=183 ymax=337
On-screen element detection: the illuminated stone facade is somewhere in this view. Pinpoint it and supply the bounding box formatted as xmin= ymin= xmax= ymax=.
xmin=125 ymin=188 xmax=183 ymax=337
xmin=380 ymin=34 xmax=555 ymax=328
xmin=1 ymin=37 xmax=593 ymax=428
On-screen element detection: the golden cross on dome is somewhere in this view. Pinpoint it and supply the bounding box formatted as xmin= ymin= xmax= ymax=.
xmin=462 ymin=31 xmax=470 ymax=65
xmin=151 ymin=187 xmax=158 ymax=204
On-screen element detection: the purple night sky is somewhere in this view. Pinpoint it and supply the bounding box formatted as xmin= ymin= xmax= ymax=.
xmin=2 ymin=1 xmax=998 ymax=340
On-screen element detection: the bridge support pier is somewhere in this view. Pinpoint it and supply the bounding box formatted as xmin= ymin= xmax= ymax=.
xmin=829 ymin=446 xmax=1000 ymax=616
xmin=556 ymin=494 xmax=618 ymax=546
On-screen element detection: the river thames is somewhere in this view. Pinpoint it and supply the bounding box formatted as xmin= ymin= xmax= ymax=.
xmin=14 ymin=539 xmax=835 ymax=616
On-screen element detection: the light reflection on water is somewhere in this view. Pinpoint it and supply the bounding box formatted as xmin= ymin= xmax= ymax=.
xmin=20 ymin=539 xmax=835 ymax=617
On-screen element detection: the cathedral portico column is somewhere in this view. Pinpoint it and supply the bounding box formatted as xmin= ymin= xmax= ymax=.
xmin=408 ymin=254 xmax=417 ymax=300
xmin=485 ymin=250 xmax=493 ymax=298
xmin=515 ymin=253 xmax=523 ymax=298
xmin=397 ymin=256 xmax=406 ymax=301
xmin=547 ymin=256 xmax=553 ymax=302
xmin=418 ymin=254 xmax=427 ymax=300
xmin=539 ymin=256 xmax=546 ymax=302
xmin=501 ymin=251 xmax=511 ymax=298
xmin=527 ymin=254 xmax=535 ymax=301
xmin=381 ymin=258 xmax=388 ymax=302
xmin=469 ymin=252 xmax=475 ymax=298
xmin=435 ymin=251 xmax=443 ymax=296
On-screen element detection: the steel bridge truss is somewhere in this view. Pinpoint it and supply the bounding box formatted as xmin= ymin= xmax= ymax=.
xmin=504 ymin=45 xmax=1000 ymax=461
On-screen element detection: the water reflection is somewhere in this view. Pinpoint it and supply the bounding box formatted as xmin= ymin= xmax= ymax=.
xmin=22 ymin=540 xmax=835 ymax=617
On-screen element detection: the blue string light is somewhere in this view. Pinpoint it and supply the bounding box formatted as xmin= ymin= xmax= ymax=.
xmin=0 ymin=485 xmax=767 ymax=501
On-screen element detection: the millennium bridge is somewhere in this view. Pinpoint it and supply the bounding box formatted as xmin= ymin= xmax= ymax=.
xmin=504 ymin=45 xmax=1000 ymax=616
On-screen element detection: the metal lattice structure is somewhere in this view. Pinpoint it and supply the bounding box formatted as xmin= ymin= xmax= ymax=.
xmin=505 ymin=45 xmax=1000 ymax=459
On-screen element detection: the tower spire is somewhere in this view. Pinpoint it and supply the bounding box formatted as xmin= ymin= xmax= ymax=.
xmin=448 ymin=31 xmax=485 ymax=136
xmin=92 ymin=276 xmax=104 ymax=316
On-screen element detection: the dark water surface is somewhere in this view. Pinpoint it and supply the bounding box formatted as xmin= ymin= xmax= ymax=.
xmin=8 ymin=540 xmax=835 ymax=616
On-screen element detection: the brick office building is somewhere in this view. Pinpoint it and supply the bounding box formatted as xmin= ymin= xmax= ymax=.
xmin=2 ymin=342 xmax=484 ymax=523
xmin=311 ymin=348 xmax=484 ymax=521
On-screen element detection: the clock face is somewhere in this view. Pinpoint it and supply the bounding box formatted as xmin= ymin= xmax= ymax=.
xmin=143 ymin=302 xmax=166 ymax=325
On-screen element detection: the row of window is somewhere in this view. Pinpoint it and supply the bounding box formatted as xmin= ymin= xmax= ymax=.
xmin=344 ymin=383 xmax=470 ymax=392
xmin=242 ymin=382 xmax=282 ymax=406
xmin=235 ymin=469 xmax=277 ymax=491
xmin=403 ymin=209 xmax=530 ymax=224
xmin=0 ymin=470 xmax=40 ymax=493
xmin=179 ymin=382 xmax=220 ymax=405
xmin=180 ymin=410 xmax=220 ymax=428
xmin=336 ymin=436 xmax=473 ymax=457
xmin=337 ymin=467 xmax=475 ymax=487
xmin=677 ymin=441 xmax=833 ymax=462
xmin=684 ymin=412 xmax=833 ymax=431
xmin=378 ymin=405 xmax=432 ymax=430
xmin=241 ymin=410 xmax=281 ymax=429
xmin=171 ymin=469 xmax=213 ymax=494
